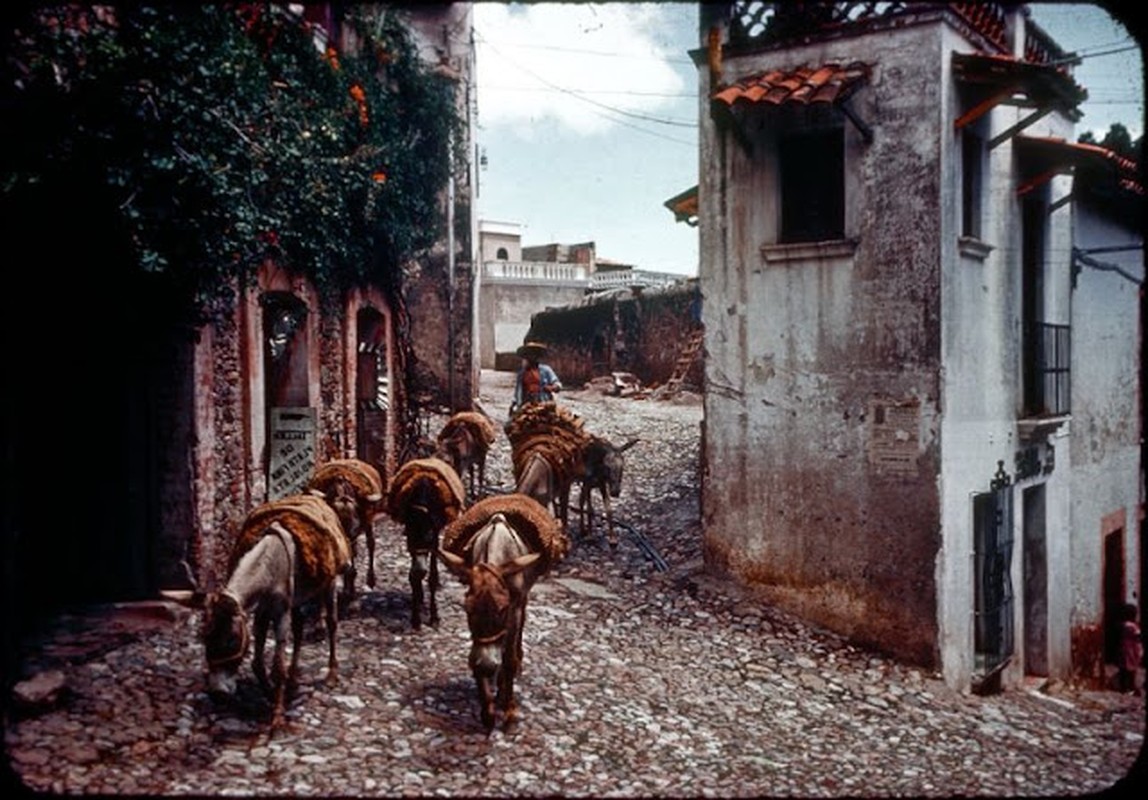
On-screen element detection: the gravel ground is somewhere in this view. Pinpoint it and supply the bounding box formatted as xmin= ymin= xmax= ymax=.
xmin=4 ymin=370 xmax=1144 ymax=797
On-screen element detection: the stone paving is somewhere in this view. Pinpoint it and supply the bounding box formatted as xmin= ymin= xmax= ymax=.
xmin=4 ymin=370 xmax=1145 ymax=797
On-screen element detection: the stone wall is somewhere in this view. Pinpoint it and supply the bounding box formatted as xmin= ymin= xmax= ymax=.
xmin=525 ymin=282 xmax=703 ymax=388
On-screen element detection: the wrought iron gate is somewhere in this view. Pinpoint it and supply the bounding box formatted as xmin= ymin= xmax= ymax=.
xmin=974 ymin=462 xmax=1015 ymax=680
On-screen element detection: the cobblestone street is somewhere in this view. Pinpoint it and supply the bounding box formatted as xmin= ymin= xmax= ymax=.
xmin=5 ymin=371 xmax=1144 ymax=797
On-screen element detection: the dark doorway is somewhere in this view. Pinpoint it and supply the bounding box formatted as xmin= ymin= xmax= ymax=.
xmin=1103 ymin=529 xmax=1125 ymax=665
xmin=1023 ymin=484 xmax=1048 ymax=675
xmin=4 ymin=177 xmax=197 ymax=625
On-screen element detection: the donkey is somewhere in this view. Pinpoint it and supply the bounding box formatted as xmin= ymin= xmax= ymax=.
xmin=307 ymin=458 xmax=384 ymax=603
xmin=439 ymin=512 xmax=542 ymax=732
xmin=576 ymin=436 xmax=639 ymax=547
xmin=386 ymin=457 xmax=466 ymax=629
xmin=515 ymin=449 xmax=572 ymax=531
xmin=435 ymin=413 xmax=493 ymax=502
xmin=162 ymin=495 xmax=349 ymax=733
xmin=401 ymin=480 xmax=449 ymax=629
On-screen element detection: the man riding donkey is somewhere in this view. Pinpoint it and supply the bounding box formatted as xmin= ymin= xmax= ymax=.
xmin=511 ymin=340 xmax=562 ymax=416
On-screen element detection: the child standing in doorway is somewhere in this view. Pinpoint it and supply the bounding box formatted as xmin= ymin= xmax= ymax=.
xmin=1119 ymin=601 xmax=1143 ymax=695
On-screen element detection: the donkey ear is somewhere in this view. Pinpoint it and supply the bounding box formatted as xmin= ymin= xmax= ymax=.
xmin=500 ymin=552 xmax=541 ymax=577
xmin=437 ymin=548 xmax=469 ymax=579
xmin=161 ymin=589 xmax=207 ymax=609
xmin=618 ymin=438 xmax=640 ymax=452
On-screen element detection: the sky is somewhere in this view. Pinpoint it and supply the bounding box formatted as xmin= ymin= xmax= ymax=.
xmin=472 ymin=2 xmax=1144 ymax=277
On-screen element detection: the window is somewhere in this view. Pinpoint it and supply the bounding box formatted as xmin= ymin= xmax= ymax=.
xmin=779 ymin=127 xmax=844 ymax=243
xmin=1021 ymin=193 xmax=1070 ymax=417
xmin=496 ymin=247 xmax=509 ymax=260
xmin=961 ymin=129 xmax=984 ymax=238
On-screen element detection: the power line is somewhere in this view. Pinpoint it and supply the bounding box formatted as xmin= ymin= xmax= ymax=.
xmin=474 ymin=37 xmax=696 ymax=66
xmin=476 ymin=30 xmax=698 ymax=129
xmin=485 ymin=85 xmax=698 ymax=99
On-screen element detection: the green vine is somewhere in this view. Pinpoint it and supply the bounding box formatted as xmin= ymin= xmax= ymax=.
xmin=3 ymin=4 xmax=464 ymax=317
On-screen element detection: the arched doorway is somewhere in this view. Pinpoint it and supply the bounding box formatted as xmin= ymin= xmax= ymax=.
xmin=356 ymin=307 xmax=390 ymax=476
xmin=261 ymin=291 xmax=315 ymax=499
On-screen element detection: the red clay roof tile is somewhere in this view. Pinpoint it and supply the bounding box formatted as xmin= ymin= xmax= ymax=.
xmin=713 ymin=62 xmax=871 ymax=108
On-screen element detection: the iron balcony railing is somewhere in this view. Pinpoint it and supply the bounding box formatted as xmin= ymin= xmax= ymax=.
xmin=1023 ymin=321 xmax=1071 ymax=418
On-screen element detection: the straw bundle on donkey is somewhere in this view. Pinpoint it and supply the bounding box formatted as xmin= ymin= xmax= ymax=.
xmin=162 ymin=493 xmax=351 ymax=734
xmin=386 ymin=457 xmax=466 ymax=628
xmin=308 ymin=458 xmax=385 ymax=602
xmin=505 ymin=402 xmax=590 ymax=531
xmin=436 ymin=411 xmax=497 ymax=502
xmin=439 ymin=494 xmax=568 ymax=731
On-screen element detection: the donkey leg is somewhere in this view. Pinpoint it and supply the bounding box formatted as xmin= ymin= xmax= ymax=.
xmin=288 ymin=609 xmax=305 ymax=696
xmin=363 ymin=512 xmax=377 ymax=589
xmin=409 ymin=558 xmax=425 ymax=630
xmin=324 ymin=588 xmax=340 ymax=686
xmin=602 ymin=487 xmax=618 ymax=548
xmin=253 ymin=613 xmax=271 ymax=692
xmin=270 ymin=616 xmax=291 ymax=731
xmin=578 ymin=481 xmax=590 ymax=538
xmin=428 ymin=553 xmax=440 ymax=627
xmin=502 ymin=618 xmax=525 ymax=732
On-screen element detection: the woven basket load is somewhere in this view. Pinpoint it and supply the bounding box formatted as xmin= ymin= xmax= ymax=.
xmin=439 ymin=411 xmax=497 ymax=448
xmin=386 ymin=457 xmax=466 ymax=522
xmin=440 ymin=494 xmax=569 ymax=572
xmin=308 ymin=458 xmax=385 ymax=504
xmin=231 ymin=493 xmax=351 ymax=588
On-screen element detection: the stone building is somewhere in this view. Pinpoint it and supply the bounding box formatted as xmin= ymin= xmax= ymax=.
xmin=3 ymin=3 xmax=477 ymax=623
xmin=692 ymin=2 xmax=1142 ymax=692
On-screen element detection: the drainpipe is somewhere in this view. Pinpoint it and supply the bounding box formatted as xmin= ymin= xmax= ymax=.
xmin=447 ymin=132 xmax=456 ymax=410
xmin=444 ymin=21 xmax=456 ymax=411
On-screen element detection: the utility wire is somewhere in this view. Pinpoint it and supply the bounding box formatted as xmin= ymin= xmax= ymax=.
xmin=476 ymin=30 xmax=698 ymax=129
xmin=473 ymin=38 xmax=696 ymax=65
xmin=486 ymin=85 xmax=699 ymax=99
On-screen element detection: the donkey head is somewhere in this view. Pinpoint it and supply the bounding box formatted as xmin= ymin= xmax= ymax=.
xmin=202 ymin=591 xmax=249 ymax=697
xmin=160 ymin=562 xmax=244 ymax=696
xmin=328 ymin=479 xmax=361 ymax=537
xmin=587 ymin=437 xmax=640 ymax=497
xmin=436 ymin=426 xmax=477 ymax=477
xmin=438 ymin=549 xmax=540 ymax=730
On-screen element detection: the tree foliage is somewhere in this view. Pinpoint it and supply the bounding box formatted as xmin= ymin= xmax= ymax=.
xmin=2 ymin=4 xmax=463 ymax=317
xmin=1075 ymin=122 xmax=1143 ymax=230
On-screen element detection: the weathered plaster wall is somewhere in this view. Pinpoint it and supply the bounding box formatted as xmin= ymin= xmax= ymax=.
xmin=1068 ymin=205 xmax=1143 ymax=683
xmin=700 ymin=20 xmax=947 ymax=669
xmin=935 ymin=15 xmax=1079 ymax=690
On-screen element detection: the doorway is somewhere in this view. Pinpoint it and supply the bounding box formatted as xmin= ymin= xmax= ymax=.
xmin=1022 ymin=484 xmax=1048 ymax=675
xmin=356 ymin=307 xmax=389 ymax=476
xmin=1103 ymin=528 xmax=1125 ymax=666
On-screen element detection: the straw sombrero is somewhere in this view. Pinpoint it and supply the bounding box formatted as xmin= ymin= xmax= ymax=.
xmin=516 ymin=341 xmax=548 ymax=359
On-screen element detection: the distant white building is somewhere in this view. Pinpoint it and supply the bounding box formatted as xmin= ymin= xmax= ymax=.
xmin=476 ymin=220 xmax=691 ymax=369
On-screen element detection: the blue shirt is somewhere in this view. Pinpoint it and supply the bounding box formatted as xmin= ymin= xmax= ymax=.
xmin=514 ymin=362 xmax=562 ymax=406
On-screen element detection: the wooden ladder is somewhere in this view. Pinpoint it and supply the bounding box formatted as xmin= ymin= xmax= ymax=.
xmin=664 ymin=327 xmax=705 ymax=393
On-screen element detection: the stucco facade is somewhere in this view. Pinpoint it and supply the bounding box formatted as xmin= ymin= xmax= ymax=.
xmin=1065 ymin=199 xmax=1143 ymax=684
xmin=695 ymin=3 xmax=1140 ymax=692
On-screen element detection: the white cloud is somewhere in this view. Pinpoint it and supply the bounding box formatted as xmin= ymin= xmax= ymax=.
xmin=474 ymin=3 xmax=688 ymax=136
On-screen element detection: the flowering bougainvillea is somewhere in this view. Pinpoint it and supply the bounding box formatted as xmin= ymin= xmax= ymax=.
xmin=2 ymin=4 xmax=463 ymax=317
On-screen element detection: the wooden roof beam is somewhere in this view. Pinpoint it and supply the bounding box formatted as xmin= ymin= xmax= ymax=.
xmin=954 ymin=86 xmax=1017 ymax=130
xmin=988 ymin=106 xmax=1054 ymax=149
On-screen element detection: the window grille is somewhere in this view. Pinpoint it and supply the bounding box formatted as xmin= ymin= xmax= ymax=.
xmin=1023 ymin=322 xmax=1070 ymax=417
